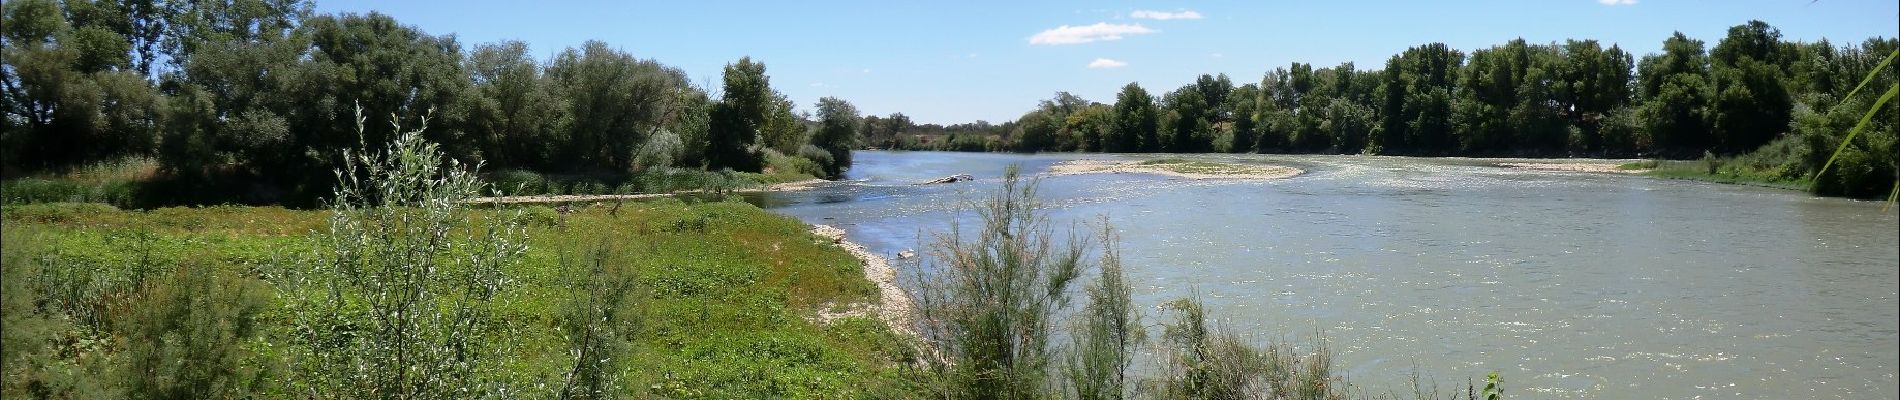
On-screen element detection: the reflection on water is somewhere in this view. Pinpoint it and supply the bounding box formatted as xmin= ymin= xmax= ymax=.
xmin=762 ymin=151 xmax=1900 ymax=399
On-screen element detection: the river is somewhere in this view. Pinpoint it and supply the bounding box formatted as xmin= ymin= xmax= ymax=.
xmin=756 ymin=150 xmax=1899 ymax=399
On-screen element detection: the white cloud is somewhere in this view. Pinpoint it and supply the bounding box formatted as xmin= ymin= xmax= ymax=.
xmin=1210 ymin=52 xmax=1224 ymax=58
xmin=1087 ymin=58 xmax=1128 ymax=69
xmin=1596 ymin=0 xmax=1637 ymax=5
xmin=861 ymin=68 xmax=872 ymax=73
xmin=1029 ymin=23 xmax=1157 ymax=45
xmin=1130 ymin=10 xmax=1204 ymax=20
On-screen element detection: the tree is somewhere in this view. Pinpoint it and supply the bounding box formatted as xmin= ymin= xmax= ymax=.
xmin=546 ymin=40 xmax=687 ymax=172
xmin=1709 ymin=21 xmax=1792 ymax=153
xmin=1637 ymin=32 xmax=1715 ymax=155
xmin=706 ymin=57 xmax=770 ymax=172
xmin=2 ymin=0 xmax=162 ymax=171
xmin=809 ymin=96 xmax=860 ymax=179
xmin=1226 ymin=84 xmax=1261 ymax=153
xmin=1064 ymin=104 xmax=1113 ymax=152
xmin=465 ymin=40 xmax=570 ymax=170
xmin=1161 ymin=85 xmax=1212 ymax=152
xmin=1109 ymin=82 xmax=1159 ymax=153
xmin=1376 ymin=43 xmax=1463 ymax=154
xmin=761 ymin=91 xmax=807 ymax=155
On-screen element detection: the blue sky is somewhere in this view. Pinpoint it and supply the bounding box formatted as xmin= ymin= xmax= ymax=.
xmin=315 ymin=1 xmax=1896 ymax=125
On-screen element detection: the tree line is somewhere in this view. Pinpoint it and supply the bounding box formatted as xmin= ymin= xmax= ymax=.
xmin=1 ymin=0 xmax=863 ymax=205
xmin=893 ymin=21 xmax=1895 ymax=197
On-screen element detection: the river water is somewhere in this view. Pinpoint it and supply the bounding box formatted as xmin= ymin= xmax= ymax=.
xmin=756 ymin=150 xmax=1899 ymax=399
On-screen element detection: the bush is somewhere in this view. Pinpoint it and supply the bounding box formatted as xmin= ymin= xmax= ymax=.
xmin=113 ymin=261 xmax=273 ymax=398
xmin=278 ymin=113 xmax=529 ymax=397
xmin=1 ymin=226 xmax=116 ymax=398
xmin=764 ymin=149 xmax=823 ymax=178
xmin=913 ymin=165 xmax=1085 ymax=398
xmin=1065 ymin=222 xmax=1144 ymax=400
xmin=556 ymin=240 xmax=643 ymax=399
xmin=491 ymin=169 xmax=548 ymax=196
xmin=633 ymin=130 xmax=686 ymax=173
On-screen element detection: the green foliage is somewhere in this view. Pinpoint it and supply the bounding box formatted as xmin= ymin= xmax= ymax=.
xmin=707 ymin=57 xmax=771 ymax=172
xmin=1481 ymin=372 xmax=1503 ymax=400
xmin=278 ymin=113 xmax=529 ymax=397
xmin=915 ymin=165 xmax=1085 ymax=398
xmin=810 ymin=97 xmax=862 ymax=179
xmin=1111 ymin=83 xmax=1161 ymax=153
xmin=114 ymin=261 xmax=274 ymax=399
xmin=556 ymin=240 xmax=643 ymax=399
xmin=1065 ymin=222 xmax=1143 ymax=400
xmin=547 ymin=40 xmax=688 ymax=172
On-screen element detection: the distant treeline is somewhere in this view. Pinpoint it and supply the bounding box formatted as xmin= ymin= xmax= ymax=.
xmin=1 ymin=0 xmax=861 ymax=205
xmin=874 ymin=22 xmax=1895 ymax=197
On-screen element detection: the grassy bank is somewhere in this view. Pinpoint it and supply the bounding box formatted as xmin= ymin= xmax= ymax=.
xmin=0 ymin=158 xmax=819 ymax=209
xmin=1617 ymin=158 xmax=1811 ymax=191
xmin=0 ymin=200 xmax=917 ymax=398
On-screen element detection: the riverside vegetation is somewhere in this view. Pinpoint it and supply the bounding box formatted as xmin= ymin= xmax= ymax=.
xmin=3 ymin=114 xmax=1506 ymax=398
xmin=3 ymin=0 xmax=861 ymax=208
xmin=863 ymin=23 xmax=1894 ymax=199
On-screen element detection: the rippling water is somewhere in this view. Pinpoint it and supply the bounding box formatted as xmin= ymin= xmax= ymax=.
xmin=759 ymin=151 xmax=1899 ymax=399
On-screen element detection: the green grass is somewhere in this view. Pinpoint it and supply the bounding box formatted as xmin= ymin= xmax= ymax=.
xmin=1 ymin=199 xmax=914 ymax=398
xmin=0 ymin=158 xmax=155 ymax=206
xmin=1619 ymin=156 xmax=1811 ymax=191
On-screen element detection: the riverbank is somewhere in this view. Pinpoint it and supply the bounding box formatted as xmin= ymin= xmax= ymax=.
xmin=0 ymin=200 xmax=918 ymax=398
xmin=1612 ymin=160 xmax=1811 ymax=191
xmin=466 ymin=178 xmax=830 ymax=204
xmin=1047 ymin=158 xmax=1304 ymax=180
xmin=809 ymin=225 xmax=920 ymax=342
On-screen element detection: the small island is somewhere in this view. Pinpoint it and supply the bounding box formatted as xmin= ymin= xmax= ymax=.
xmin=1048 ymin=158 xmax=1303 ymax=180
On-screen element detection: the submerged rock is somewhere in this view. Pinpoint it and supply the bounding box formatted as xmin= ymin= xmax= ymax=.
xmin=919 ymin=174 xmax=974 ymax=185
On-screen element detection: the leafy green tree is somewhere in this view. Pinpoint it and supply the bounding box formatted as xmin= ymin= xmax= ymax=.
xmin=1637 ymin=32 xmax=1715 ymax=155
xmin=1161 ymin=85 xmax=1212 ymax=152
xmin=547 ymin=40 xmax=687 ymax=172
xmin=465 ymin=40 xmax=571 ymax=170
xmin=1109 ymin=82 xmax=1159 ymax=152
xmin=2 ymin=0 xmax=162 ymax=171
xmin=1376 ymin=43 xmax=1463 ymax=154
xmin=1226 ymin=83 xmax=1261 ymax=153
xmin=1064 ymin=103 xmax=1113 ymax=152
xmin=1709 ymin=21 xmax=1792 ymax=153
xmin=810 ymin=96 xmax=861 ymax=179
xmin=160 ymin=0 xmax=311 ymax=71
xmin=706 ymin=57 xmax=770 ymax=172
xmin=1012 ymin=109 xmax=1060 ymax=153
xmin=761 ymin=91 xmax=808 ymax=156
xmin=1321 ymin=98 xmax=1375 ymax=154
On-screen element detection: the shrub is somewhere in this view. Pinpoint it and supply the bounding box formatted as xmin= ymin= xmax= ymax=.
xmin=491 ymin=169 xmax=548 ymax=196
xmin=1 ymin=226 xmax=116 ymax=398
xmin=913 ymin=165 xmax=1085 ymax=398
xmin=633 ymin=130 xmax=686 ymax=173
xmin=764 ymin=148 xmax=823 ymax=178
xmin=278 ymin=112 xmax=529 ymax=397
xmin=1065 ymin=221 xmax=1144 ymax=400
xmin=556 ymin=240 xmax=643 ymax=399
xmin=113 ymin=261 xmax=273 ymax=398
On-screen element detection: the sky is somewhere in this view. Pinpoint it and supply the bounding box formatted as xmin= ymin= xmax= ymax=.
xmin=313 ymin=1 xmax=1898 ymax=125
